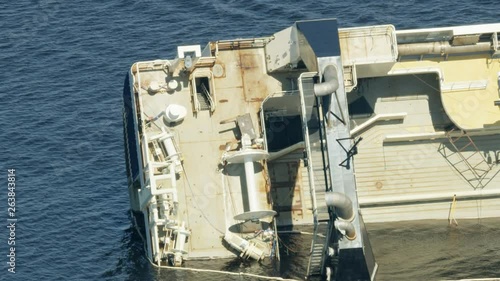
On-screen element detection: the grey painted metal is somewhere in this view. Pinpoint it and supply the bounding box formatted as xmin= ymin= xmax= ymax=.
xmin=295 ymin=28 xmax=318 ymax=72
xmin=264 ymin=26 xmax=300 ymax=72
xmin=295 ymin=19 xmax=341 ymax=58
xmin=319 ymin=57 xmax=364 ymax=249
xmin=290 ymin=19 xmax=342 ymax=73
xmin=317 ymin=55 xmax=376 ymax=280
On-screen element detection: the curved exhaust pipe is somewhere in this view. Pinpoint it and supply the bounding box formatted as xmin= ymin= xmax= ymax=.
xmin=335 ymin=220 xmax=356 ymax=240
xmin=314 ymin=65 xmax=339 ymax=97
xmin=325 ymin=192 xmax=354 ymax=221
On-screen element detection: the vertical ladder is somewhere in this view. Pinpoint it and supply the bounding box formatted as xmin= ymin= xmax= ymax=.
xmin=306 ymin=147 xmax=330 ymax=277
xmin=492 ymin=32 xmax=499 ymax=57
xmin=445 ymin=128 xmax=493 ymax=189
xmin=307 ymin=222 xmax=328 ymax=277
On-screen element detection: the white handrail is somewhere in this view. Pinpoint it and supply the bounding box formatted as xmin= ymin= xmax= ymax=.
xmin=350 ymin=112 xmax=407 ymax=136
xmin=298 ymin=72 xmax=319 ymax=222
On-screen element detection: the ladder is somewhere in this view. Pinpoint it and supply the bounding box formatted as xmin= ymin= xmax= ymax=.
xmin=306 ymin=99 xmax=332 ymax=277
xmin=197 ymin=83 xmax=213 ymax=111
xmin=444 ymin=128 xmax=493 ymax=189
xmin=307 ymin=222 xmax=328 ymax=277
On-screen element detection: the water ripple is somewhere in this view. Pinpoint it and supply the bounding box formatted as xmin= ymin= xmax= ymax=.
xmin=2 ymin=1 xmax=500 ymax=281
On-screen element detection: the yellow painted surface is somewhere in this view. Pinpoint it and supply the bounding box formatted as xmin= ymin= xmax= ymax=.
xmin=391 ymin=56 xmax=500 ymax=129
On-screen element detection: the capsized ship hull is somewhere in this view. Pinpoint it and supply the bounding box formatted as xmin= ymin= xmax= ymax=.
xmin=123 ymin=18 xmax=500 ymax=280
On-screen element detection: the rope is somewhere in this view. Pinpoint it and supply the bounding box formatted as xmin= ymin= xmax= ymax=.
xmin=221 ymin=169 xmax=238 ymax=223
xmin=411 ymin=73 xmax=440 ymax=93
xmin=277 ymin=236 xmax=299 ymax=254
xmin=181 ymin=162 xmax=225 ymax=235
xmin=142 ymin=109 xmax=163 ymax=130
xmin=130 ymin=210 xmax=300 ymax=281
xmin=448 ymin=194 xmax=458 ymax=226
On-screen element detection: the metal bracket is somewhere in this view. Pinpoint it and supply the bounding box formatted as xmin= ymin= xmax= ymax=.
xmin=337 ymin=137 xmax=363 ymax=168
xmin=329 ymin=110 xmax=346 ymax=125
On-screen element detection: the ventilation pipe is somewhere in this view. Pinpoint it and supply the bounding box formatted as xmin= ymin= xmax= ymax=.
xmin=334 ymin=220 xmax=356 ymax=240
xmin=314 ymin=65 xmax=339 ymax=97
xmin=268 ymin=141 xmax=305 ymax=162
xmin=398 ymin=41 xmax=491 ymax=56
xmin=325 ymin=192 xmax=354 ymax=221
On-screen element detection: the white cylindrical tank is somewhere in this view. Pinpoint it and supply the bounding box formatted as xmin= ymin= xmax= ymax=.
xmin=164 ymin=104 xmax=187 ymax=123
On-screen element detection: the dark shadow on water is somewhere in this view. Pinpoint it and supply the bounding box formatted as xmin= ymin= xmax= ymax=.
xmin=101 ymin=211 xmax=156 ymax=281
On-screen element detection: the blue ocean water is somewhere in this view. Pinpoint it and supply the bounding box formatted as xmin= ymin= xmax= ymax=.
xmin=1 ymin=1 xmax=499 ymax=280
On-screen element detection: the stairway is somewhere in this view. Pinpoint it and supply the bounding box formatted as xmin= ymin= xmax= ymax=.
xmin=197 ymin=83 xmax=212 ymax=111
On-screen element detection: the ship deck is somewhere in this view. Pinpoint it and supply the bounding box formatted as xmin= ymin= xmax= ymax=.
xmin=351 ymin=55 xmax=500 ymax=222
xmin=135 ymin=46 xmax=311 ymax=258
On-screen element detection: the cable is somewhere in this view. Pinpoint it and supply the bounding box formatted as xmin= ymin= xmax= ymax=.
xmin=277 ymin=236 xmax=298 ymax=254
xmin=181 ymin=162 xmax=225 ymax=235
xmin=411 ymin=73 xmax=440 ymax=93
